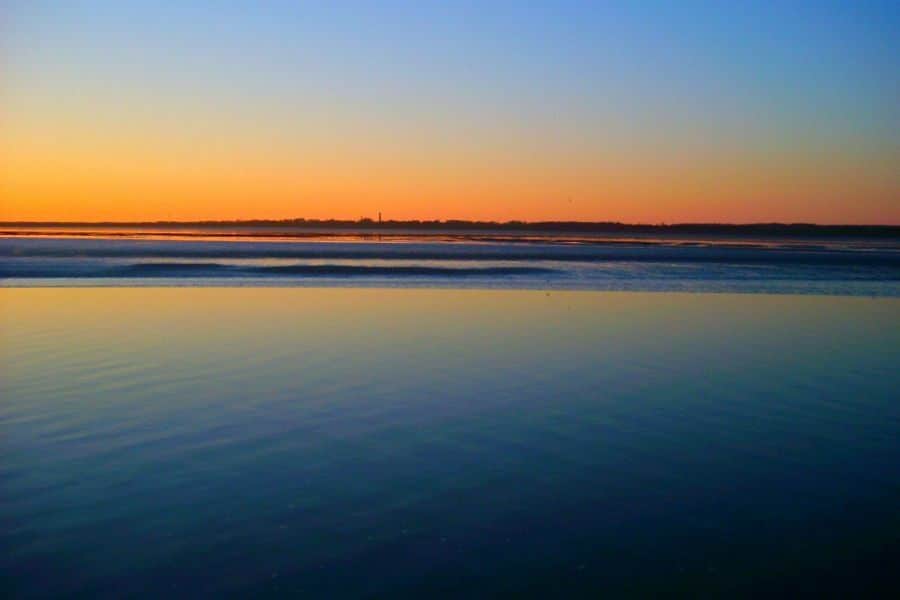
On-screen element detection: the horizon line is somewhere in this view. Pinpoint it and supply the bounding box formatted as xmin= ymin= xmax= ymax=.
xmin=2 ymin=219 xmax=899 ymax=229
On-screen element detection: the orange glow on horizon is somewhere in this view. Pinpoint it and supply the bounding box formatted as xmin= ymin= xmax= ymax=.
xmin=4 ymin=123 xmax=898 ymax=225
xmin=3 ymin=70 xmax=898 ymax=226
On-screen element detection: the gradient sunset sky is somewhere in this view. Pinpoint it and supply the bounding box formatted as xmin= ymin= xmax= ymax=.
xmin=3 ymin=1 xmax=899 ymax=224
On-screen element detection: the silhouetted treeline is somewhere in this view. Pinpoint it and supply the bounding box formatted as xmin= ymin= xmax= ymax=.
xmin=3 ymin=219 xmax=899 ymax=238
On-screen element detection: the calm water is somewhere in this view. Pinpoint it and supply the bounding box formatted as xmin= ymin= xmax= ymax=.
xmin=2 ymin=288 xmax=899 ymax=596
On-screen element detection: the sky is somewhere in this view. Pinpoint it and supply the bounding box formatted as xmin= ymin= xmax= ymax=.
xmin=2 ymin=1 xmax=899 ymax=224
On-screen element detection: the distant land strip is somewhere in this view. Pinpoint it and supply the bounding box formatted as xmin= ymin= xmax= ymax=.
xmin=2 ymin=220 xmax=899 ymax=238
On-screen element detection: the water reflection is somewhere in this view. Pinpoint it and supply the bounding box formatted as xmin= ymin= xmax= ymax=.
xmin=2 ymin=289 xmax=899 ymax=596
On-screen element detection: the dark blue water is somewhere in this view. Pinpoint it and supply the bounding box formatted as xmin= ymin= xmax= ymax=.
xmin=2 ymin=289 xmax=899 ymax=596
xmin=3 ymin=235 xmax=899 ymax=295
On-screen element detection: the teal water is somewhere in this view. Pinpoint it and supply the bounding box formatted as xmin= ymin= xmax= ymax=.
xmin=2 ymin=289 xmax=899 ymax=596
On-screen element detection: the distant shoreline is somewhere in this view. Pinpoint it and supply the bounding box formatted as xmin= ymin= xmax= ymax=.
xmin=2 ymin=220 xmax=899 ymax=239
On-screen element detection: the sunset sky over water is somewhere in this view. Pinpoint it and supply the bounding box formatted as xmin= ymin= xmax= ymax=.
xmin=3 ymin=1 xmax=898 ymax=223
